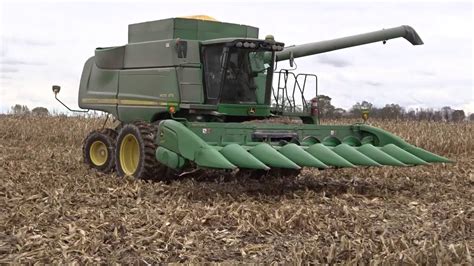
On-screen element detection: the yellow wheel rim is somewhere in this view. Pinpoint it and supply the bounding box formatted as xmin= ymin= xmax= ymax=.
xmin=120 ymin=134 xmax=140 ymax=175
xmin=90 ymin=140 xmax=108 ymax=166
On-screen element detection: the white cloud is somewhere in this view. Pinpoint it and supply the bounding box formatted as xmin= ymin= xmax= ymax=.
xmin=461 ymin=101 xmax=474 ymax=114
xmin=0 ymin=1 xmax=472 ymax=113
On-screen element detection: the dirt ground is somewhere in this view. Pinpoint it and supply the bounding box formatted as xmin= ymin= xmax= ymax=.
xmin=0 ymin=115 xmax=472 ymax=263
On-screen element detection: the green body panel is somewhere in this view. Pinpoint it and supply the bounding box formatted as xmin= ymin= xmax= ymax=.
xmin=118 ymin=68 xmax=179 ymax=102
xmin=178 ymin=67 xmax=204 ymax=103
xmin=249 ymin=143 xmax=301 ymax=169
xmin=306 ymin=144 xmax=355 ymax=167
xmin=277 ymin=143 xmax=328 ymax=168
xmin=116 ymin=68 xmax=179 ymax=122
xmin=95 ymin=46 xmax=125 ymax=69
xmin=116 ymin=106 xmax=168 ymax=123
xmin=217 ymin=104 xmax=270 ymax=116
xmin=331 ymin=144 xmax=381 ymax=166
xmin=380 ymin=144 xmax=428 ymax=165
xmin=155 ymin=146 xmax=186 ymax=169
xmin=220 ymin=144 xmax=270 ymax=170
xmin=157 ymin=120 xmax=236 ymax=169
xmin=124 ymin=39 xmax=201 ymax=68
xmin=78 ymin=57 xmax=118 ymax=114
xmin=357 ymin=144 xmax=406 ymax=166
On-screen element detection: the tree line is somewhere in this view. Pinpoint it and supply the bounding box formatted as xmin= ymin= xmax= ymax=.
xmin=9 ymin=104 xmax=50 ymax=116
xmin=316 ymin=95 xmax=472 ymax=122
xmin=9 ymin=101 xmax=474 ymax=122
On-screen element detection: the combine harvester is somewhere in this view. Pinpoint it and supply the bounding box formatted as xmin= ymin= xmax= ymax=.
xmin=53 ymin=16 xmax=451 ymax=180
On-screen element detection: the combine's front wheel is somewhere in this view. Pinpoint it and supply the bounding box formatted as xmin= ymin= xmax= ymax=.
xmin=115 ymin=122 xmax=173 ymax=181
xmin=83 ymin=129 xmax=117 ymax=172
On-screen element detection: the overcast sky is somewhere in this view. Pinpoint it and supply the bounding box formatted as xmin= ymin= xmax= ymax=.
xmin=0 ymin=0 xmax=472 ymax=114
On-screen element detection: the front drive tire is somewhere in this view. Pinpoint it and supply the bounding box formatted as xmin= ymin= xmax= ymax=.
xmin=115 ymin=122 xmax=162 ymax=180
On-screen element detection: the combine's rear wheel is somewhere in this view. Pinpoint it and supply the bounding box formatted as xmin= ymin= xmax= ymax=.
xmin=83 ymin=128 xmax=117 ymax=172
xmin=115 ymin=122 xmax=173 ymax=181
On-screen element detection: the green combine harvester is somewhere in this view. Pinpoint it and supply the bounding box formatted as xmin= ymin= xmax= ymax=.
xmin=53 ymin=16 xmax=451 ymax=180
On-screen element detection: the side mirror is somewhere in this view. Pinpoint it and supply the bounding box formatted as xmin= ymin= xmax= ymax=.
xmin=52 ymin=85 xmax=61 ymax=95
xmin=52 ymin=84 xmax=89 ymax=113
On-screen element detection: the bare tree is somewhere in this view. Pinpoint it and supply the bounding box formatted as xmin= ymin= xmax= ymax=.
xmin=32 ymin=107 xmax=50 ymax=116
xmin=11 ymin=104 xmax=30 ymax=115
xmin=451 ymin=110 xmax=466 ymax=122
xmin=317 ymin=95 xmax=336 ymax=118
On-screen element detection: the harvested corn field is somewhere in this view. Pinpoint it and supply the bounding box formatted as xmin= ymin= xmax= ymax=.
xmin=0 ymin=115 xmax=472 ymax=263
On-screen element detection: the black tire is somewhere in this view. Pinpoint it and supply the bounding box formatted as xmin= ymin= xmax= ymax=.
xmin=115 ymin=122 xmax=174 ymax=181
xmin=101 ymin=128 xmax=118 ymax=141
xmin=83 ymin=129 xmax=117 ymax=173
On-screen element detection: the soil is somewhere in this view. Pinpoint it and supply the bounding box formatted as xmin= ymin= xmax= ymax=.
xmin=0 ymin=115 xmax=472 ymax=263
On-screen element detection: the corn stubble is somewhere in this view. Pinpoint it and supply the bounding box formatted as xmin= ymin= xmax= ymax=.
xmin=0 ymin=116 xmax=472 ymax=263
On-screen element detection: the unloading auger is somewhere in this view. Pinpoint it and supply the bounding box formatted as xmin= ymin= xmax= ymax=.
xmin=53 ymin=16 xmax=451 ymax=180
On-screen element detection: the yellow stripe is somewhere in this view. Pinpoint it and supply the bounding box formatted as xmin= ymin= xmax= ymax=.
xmin=118 ymin=99 xmax=168 ymax=106
xmin=82 ymin=98 xmax=117 ymax=104
xmin=81 ymin=98 xmax=178 ymax=107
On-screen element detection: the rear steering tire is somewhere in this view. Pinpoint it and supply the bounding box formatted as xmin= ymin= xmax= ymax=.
xmin=83 ymin=129 xmax=117 ymax=173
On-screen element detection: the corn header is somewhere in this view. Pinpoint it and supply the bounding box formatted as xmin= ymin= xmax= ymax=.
xmin=55 ymin=16 xmax=451 ymax=180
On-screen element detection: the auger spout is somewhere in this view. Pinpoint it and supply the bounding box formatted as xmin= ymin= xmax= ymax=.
xmin=275 ymin=25 xmax=423 ymax=62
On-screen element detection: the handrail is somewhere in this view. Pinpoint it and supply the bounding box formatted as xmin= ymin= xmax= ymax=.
xmin=271 ymin=70 xmax=318 ymax=113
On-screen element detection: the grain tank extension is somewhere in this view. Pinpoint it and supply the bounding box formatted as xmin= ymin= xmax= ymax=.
xmin=69 ymin=16 xmax=451 ymax=180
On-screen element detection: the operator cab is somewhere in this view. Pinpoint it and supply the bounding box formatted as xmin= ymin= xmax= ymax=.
xmin=201 ymin=39 xmax=284 ymax=106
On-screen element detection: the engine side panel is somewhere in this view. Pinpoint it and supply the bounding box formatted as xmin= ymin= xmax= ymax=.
xmin=78 ymin=56 xmax=119 ymax=115
xmin=117 ymin=68 xmax=180 ymax=122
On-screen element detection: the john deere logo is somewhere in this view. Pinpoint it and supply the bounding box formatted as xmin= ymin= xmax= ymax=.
xmin=248 ymin=107 xmax=256 ymax=115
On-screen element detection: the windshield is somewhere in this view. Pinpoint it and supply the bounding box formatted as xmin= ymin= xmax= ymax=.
xmin=202 ymin=44 xmax=273 ymax=104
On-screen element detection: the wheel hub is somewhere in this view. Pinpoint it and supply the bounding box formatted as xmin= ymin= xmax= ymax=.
xmin=90 ymin=141 xmax=108 ymax=166
xmin=120 ymin=134 xmax=140 ymax=175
